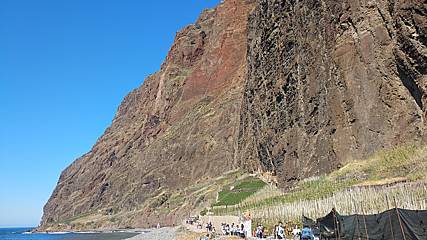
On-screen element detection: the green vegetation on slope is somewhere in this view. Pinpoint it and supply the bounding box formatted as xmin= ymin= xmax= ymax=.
xmin=214 ymin=176 xmax=266 ymax=206
xmin=331 ymin=144 xmax=427 ymax=182
xmin=213 ymin=144 xmax=427 ymax=216
xmin=298 ymin=144 xmax=427 ymax=200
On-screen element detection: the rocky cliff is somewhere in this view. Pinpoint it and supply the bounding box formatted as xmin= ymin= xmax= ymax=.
xmin=41 ymin=0 xmax=255 ymax=230
xmin=41 ymin=0 xmax=426 ymax=230
xmin=238 ymin=0 xmax=426 ymax=185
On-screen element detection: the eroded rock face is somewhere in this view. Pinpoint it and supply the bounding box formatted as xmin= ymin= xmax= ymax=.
xmin=41 ymin=0 xmax=426 ymax=230
xmin=238 ymin=0 xmax=426 ymax=185
xmin=41 ymin=0 xmax=255 ymax=230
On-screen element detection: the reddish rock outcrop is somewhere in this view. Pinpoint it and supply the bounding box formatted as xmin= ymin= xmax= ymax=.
xmin=41 ymin=0 xmax=255 ymax=230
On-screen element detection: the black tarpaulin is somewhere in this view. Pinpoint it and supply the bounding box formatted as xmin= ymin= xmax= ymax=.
xmin=317 ymin=208 xmax=341 ymax=239
xmin=317 ymin=208 xmax=427 ymax=240
xmin=302 ymin=215 xmax=316 ymax=227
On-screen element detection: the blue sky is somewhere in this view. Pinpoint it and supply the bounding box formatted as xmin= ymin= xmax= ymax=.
xmin=0 ymin=0 xmax=220 ymax=227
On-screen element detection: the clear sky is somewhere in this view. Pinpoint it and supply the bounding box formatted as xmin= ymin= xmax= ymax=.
xmin=0 ymin=0 xmax=220 ymax=227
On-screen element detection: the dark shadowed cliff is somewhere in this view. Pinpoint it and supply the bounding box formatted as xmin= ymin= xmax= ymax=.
xmin=41 ymin=0 xmax=426 ymax=230
xmin=238 ymin=0 xmax=426 ymax=185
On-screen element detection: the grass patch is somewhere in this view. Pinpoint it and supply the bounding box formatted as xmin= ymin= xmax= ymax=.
xmin=214 ymin=176 xmax=266 ymax=206
xmin=330 ymin=144 xmax=426 ymax=182
xmin=216 ymin=191 xmax=254 ymax=206
xmin=284 ymin=177 xmax=356 ymax=202
xmin=235 ymin=178 xmax=267 ymax=190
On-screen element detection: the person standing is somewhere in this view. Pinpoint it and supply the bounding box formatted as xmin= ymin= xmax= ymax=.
xmin=277 ymin=222 xmax=285 ymax=239
xmin=240 ymin=223 xmax=245 ymax=238
xmin=301 ymin=225 xmax=314 ymax=240
xmin=292 ymin=224 xmax=301 ymax=240
xmin=274 ymin=225 xmax=278 ymax=239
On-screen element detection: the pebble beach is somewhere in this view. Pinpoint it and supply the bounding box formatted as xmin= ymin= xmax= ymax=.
xmin=126 ymin=227 xmax=178 ymax=240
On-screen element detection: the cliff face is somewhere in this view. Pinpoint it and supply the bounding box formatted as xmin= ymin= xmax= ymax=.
xmin=41 ymin=0 xmax=426 ymax=230
xmin=41 ymin=0 xmax=255 ymax=230
xmin=238 ymin=0 xmax=426 ymax=185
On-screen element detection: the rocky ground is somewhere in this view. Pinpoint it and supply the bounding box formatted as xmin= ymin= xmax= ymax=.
xmin=126 ymin=227 xmax=178 ymax=240
xmin=126 ymin=226 xmax=246 ymax=240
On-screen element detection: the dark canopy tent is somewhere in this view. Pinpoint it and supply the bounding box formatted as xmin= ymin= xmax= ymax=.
xmin=317 ymin=208 xmax=342 ymax=239
xmin=303 ymin=215 xmax=316 ymax=227
xmin=316 ymin=208 xmax=427 ymax=240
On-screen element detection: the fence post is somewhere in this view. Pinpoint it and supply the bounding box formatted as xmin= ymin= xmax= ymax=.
xmin=361 ymin=203 xmax=369 ymax=240
xmin=362 ymin=214 xmax=369 ymax=240
xmin=356 ymin=215 xmax=362 ymax=240
xmin=332 ymin=208 xmax=341 ymax=240
xmin=395 ymin=208 xmax=407 ymax=240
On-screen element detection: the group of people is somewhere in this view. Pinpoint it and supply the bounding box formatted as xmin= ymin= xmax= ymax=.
xmin=201 ymin=221 xmax=246 ymax=239
xmin=255 ymin=223 xmax=265 ymax=238
xmin=205 ymin=222 xmax=215 ymax=234
xmin=252 ymin=222 xmax=287 ymax=239
xmin=185 ymin=216 xmax=204 ymax=230
xmin=220 ymin=222 xmax=246 ymax=237
xmin=253 ymin=222 xmax=316 ymax=240
xmin=198 ymin=222 xmax=217 ymax=240
xmin=195 ymin=219 xmax=316 ymax=239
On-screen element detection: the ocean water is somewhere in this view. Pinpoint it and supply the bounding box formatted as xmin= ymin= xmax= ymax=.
xmin=0 ymin=228 xmax=138 ymax=240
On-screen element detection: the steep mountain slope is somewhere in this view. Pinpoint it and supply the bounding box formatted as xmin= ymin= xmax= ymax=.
xmin=41 ymin=0 xmax=256 ymax=230
xmin=41 ymin=0 xmax=426 ymax=230
xmin=238 ymin=0 xmax=426 ymax=185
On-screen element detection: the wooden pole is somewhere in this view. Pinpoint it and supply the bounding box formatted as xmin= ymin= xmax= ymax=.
xmin=356 ymin=215 xmax=362 ymax=240
xmin=360 ymin=202 xmax=369 ymax=239
xmin=361 ymin=203 xmax=369 ymax=240
xmin=332 ymin=209 xmax=338 ymax=240
xmin=332 ymin=208 xmax=341 ymax=240
xmin=362 ymin=214 xmax=369 ymax=240
xmin=395 ymin=208 xmax=407 ymax=240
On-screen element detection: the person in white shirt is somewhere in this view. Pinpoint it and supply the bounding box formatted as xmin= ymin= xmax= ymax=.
xmin=277 ymin=222 xmax=285 ymax=239
xmin=292 ymin=224 xmax=301 ymax=240
xmin=225 ymin=224 xmax=230 ymax=235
